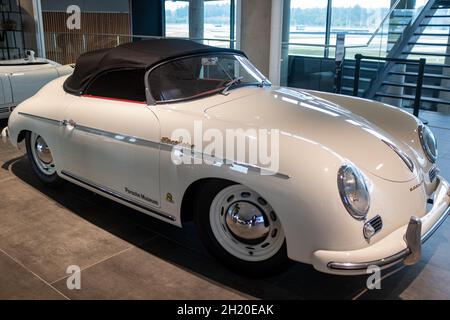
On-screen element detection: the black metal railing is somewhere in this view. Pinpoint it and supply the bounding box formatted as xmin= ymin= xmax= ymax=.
xmin=353 ymin=54 xmax=426 ymax=117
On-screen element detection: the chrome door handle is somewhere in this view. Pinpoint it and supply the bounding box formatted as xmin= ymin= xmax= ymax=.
xmin=61 ymin=119 xmax=76 ymax=127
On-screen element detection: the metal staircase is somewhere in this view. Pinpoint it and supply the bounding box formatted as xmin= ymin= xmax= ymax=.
xmin=348 ymin=0 xmax=450 ymax=113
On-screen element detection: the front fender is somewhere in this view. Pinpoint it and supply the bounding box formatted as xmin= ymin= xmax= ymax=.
xmin=305 ymin=90 xmax=424 ymax=161
xmin=305 ymin=90 xmax=436 ymax=191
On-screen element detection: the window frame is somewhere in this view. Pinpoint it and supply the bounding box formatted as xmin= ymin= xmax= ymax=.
xmin=83 ymin=67 xmax=147 ymax=104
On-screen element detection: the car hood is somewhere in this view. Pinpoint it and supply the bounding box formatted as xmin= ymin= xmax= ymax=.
xmin=204 ymin=87 xmax=416 ymax=182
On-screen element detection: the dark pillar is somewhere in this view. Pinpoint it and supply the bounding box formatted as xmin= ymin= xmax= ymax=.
xmin=189 ymin=0 xmax=204 ymax=40
xmin=240 ymin=0 xmax=272 ymax=76
xmin=131 ymin=0 xmax=164 ymax=37
xmin=280 ymin=0 xmax=291 ymax=86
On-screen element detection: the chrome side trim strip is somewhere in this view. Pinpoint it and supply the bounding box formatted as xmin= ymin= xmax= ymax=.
xmin=169 ymin=145 xmax=291 ymax=180
xmin=74 ymin=124 xmax=161 ymax=149
xmin=327 ymin=205 xmax=449 ymax=272
xmin=18 ymin=112 xmax=60 ymax=124
xmin=60 ymin=170 xmax=176 ymax=222
xmin=231 ymin=161 xmax=291 ymax=180
xmin=73 ymin=123 xmax=291 ymax=180
xmin=20 ymin=113 xmax=290 ymax=180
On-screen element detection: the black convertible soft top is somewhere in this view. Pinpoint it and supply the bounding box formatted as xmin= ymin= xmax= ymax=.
xmin=63 ymin=39 xmax=245 ymax=95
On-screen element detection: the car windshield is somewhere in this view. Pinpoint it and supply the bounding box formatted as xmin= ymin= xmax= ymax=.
xmin=0 ymin=58 xmax=49 ymax=66
xmin=148 ymin=54 xmax=270 ymax=103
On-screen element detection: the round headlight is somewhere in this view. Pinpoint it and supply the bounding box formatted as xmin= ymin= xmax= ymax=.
xmin=337 ymin=165 xmax=370 ymax=220
xmin=418 ymin=125 xmax=437 ymax=163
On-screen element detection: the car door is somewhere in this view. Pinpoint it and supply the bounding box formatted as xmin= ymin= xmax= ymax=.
xmin=59 ymin=69 xmax=161 ymax=210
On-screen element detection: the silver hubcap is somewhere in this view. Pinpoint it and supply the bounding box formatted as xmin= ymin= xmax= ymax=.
xmin=30 ymin=133 xmax=56 ymax=175
xmin=35 ymin=136 xmax=53 ymax=164
xmin=225 ymin=202 xmax=270 ymax=244
xmin=210 ymin=185 xmax=284 ymax=262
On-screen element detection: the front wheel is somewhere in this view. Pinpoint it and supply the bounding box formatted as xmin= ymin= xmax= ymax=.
xmin=25 ymin=131 xmax=63 ymax=187
xmin=195 ymin=181 xmax=291 ymax=276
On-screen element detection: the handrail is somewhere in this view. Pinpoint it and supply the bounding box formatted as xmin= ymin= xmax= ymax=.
xmin=46 ymin=31 xmax=235 ymax=43
xmin=353 ymin=54 xmax=426 ymax=117
xmin=282 ymin=0 xmax=402 ymax=50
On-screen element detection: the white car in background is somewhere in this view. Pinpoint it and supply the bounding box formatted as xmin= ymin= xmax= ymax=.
xmin=0 ymin=51 xmax=73 ymax=119
xmin=2 ymin=40 xmax=449 ymax=276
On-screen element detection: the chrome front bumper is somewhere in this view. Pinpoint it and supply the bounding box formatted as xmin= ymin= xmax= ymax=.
xmin=327 ymin=207 xmax=449 ymax=272
xmin=1 ymin=126 xmax=9 ymax=144
xmin=313 ymin=176 xmax=450 ymax=275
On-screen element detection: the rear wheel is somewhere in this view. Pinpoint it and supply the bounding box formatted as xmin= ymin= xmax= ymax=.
xmin=195 ymin=180 xmax=291 ymax=276
xmin=25 ymin=131 xmax=63 ymax=187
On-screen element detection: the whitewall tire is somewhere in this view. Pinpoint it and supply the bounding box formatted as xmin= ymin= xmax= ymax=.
xmin=25 ymin=131 xmax=63 ymax=187
xmin=195 ymin=180 xmax=291 ymax=276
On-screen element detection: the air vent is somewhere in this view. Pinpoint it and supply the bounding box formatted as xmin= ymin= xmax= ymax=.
xmin=363 ymin=215 xmax=383 ymax=240
xmin=368 ymin=215 xmax=383 ymax=232
xmin=429 ymin=166 xmax=439 ymax=183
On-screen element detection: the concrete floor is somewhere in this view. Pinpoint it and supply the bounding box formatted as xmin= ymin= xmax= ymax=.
xmin=0 ymin=113 xmax=449 ymax=300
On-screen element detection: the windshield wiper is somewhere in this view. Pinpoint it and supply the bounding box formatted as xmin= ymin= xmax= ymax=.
xmin=221 ymin=76 xmax=244 ymax=95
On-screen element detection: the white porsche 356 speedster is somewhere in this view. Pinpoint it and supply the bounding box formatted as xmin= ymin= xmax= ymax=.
xmin=0 ymin=51 xmax=73 ymax=119
xmin=2 ymin=39 xmax=449 ymax=276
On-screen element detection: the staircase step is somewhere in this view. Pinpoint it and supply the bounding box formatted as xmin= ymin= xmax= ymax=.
xmin=371 ymin=60 xmax=450 ymax=68
xmin=404 ymin=51 xmax=450 ymax=57
xmin=343 ymin=76 xmax=371 ymax=82
xmin=391 ymin=10 xmax=414 ymax=17
xmin=342 ymin=87 xmax=365 ymax=94
xmin=409 ymin=42 xmax=450 ymax=46
xmin=426 ymin=15 xmax=450 ymax=18
xmin=382 ymin=81 xmax=450 ymax=92
xmin=390 ymin=22 xmax=411 ymax=26
xmin=390 ymin=31 xmax=408 ymax=35
xmin=419 ymin=24 xmax=450 ymax=27
xmin=426 ymin=62 xmax=450 ymax=67
xmin=389 ymin=72 xmax=450 ymax=80
xmin=415 ymin=32 xmax=450 ymax=36
xmin=375 ymin=93 xmax=450 ymax=105
xmin=344 ymin=66 xmax=380 ymax=73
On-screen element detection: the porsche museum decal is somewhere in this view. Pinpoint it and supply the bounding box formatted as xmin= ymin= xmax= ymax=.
xmin=124 ymin=187 xmax=158 ymax=205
